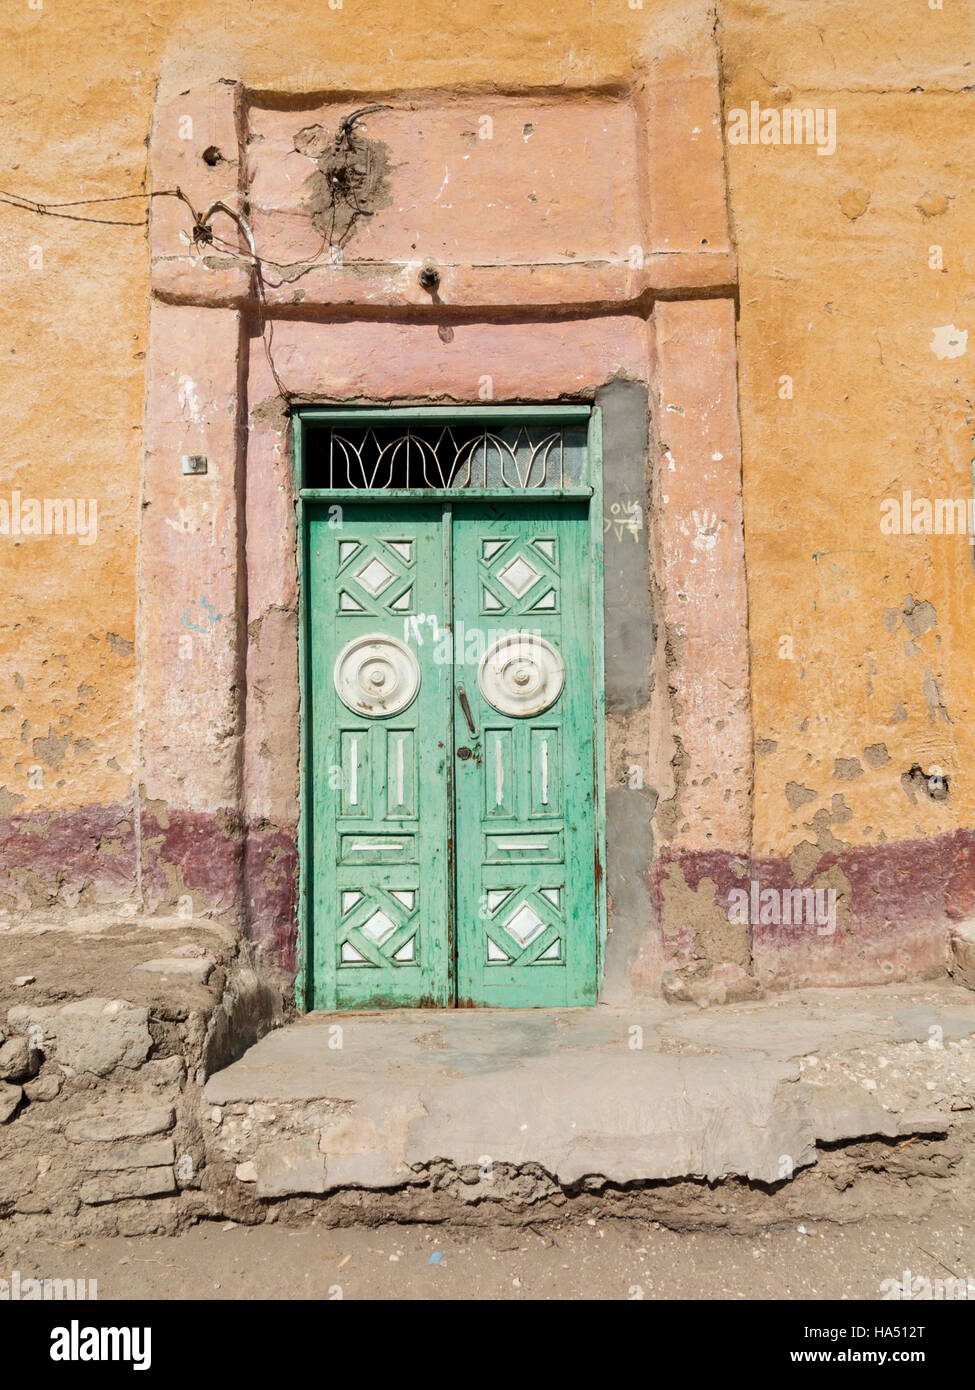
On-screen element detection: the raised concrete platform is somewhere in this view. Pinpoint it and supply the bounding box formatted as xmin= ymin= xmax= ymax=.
xmin=203 ymin=982 xmax=975 ymax=1196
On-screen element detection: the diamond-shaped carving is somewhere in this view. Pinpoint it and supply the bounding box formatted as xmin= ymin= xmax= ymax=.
xmin=530 ymin=588 xmax=557 ymax=610
xmin=503 ymin=903 xmax=545 ymax=946
xmin=355 ymin=557 xmax=395 ymax=595
xmin=360 ymin=909 xmax=397 ymax=944
xmin=497 ymin=555 xmax=541 ymax=598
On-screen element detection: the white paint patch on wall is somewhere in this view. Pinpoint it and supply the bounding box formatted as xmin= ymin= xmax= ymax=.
xmin=177 ymin=374 xmax=203 ymax=422
xmin=930 ymin=325 xmax=968 ymax=360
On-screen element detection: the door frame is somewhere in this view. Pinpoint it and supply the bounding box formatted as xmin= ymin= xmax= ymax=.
xmin=293 ymin=404 xmax=606 ymax=1010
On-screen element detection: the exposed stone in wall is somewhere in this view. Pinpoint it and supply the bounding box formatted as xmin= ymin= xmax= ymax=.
xmin=0 ymin=922 xmax=283 ymax=1236
xmin=293 ymin=113 xmax=394 ymax=248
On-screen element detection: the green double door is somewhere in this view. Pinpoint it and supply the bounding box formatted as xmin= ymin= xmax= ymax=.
xmin=307 ymin=499 xmax=600 ymax=1009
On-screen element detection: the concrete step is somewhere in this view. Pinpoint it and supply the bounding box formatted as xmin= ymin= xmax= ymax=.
xmin=202 ymin=982 xmax=975 ymax=1203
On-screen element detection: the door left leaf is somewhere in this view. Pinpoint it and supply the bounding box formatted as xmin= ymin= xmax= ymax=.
xmin=308 ymin=503 xmax=452 ymax=1009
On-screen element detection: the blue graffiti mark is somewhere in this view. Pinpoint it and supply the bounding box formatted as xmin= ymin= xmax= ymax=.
xmin=181 ymin=596 xmax=224 ymax=633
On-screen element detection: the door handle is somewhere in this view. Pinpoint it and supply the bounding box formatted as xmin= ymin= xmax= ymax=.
xmin=457 ymin=683 xmax=477 ymax=737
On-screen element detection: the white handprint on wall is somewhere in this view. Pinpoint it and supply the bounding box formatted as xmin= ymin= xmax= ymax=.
xmin=679 ymin=509 xmax=722 ymax=552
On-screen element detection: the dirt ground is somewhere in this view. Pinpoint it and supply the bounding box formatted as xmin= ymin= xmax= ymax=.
xmin=2 ymin=1213 xmax=973 ymax=1301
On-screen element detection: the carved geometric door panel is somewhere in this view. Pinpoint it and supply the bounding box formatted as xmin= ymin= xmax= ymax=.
xmin=306 ymin=497 xmax=599 ymax=1010
xmin=452 ymin=502 xmax=598 ymax=1006
xmin=307 ymin=503 xmax=451 ymax=1008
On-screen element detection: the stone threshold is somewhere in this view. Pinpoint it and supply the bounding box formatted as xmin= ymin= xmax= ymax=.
xmin=3 ymin=916 xmax=975 ymax=1237
xmin=204 ymin=982 xmax=975 ymax=1204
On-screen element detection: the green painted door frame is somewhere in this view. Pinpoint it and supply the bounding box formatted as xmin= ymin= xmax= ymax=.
xmin=294 ymin=407 xmax=606 ymax=1011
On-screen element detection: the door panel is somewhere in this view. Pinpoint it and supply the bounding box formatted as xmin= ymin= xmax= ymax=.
xmin=308 ymin=503 xmax=452 ymax=1008
xmin=452 ymin=502 xmax=599 ymax=1007
xmin=307 ymin=498 xmax=599 ymax=1010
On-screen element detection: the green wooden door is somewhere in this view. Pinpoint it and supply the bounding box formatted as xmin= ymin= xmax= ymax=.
xmin=452 ymin=503 xmax=598 ymax=1006
xmin=307 ymin=502 xmax=452 ymax=1008
xmin=307 ymin=499 xmax=599 ymax=1009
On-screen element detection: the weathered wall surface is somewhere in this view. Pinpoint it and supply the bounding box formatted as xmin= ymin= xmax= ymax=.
xmin=0 ymin=0 xmax=971 ymax=997
xmin=719 ymin=0 xmax=975 ymax=988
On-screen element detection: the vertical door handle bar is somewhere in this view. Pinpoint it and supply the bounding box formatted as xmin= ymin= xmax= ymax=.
xmin=457 ymin=684 xmax=477 ymax=737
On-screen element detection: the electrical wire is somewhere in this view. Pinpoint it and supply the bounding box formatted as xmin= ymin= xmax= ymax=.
xmin=0 ymin=186 xmax=186 ymax=226
xmin=0 ymin=183 xmax=297 ymax=400
xmin=0 ymin=106 xmax=393 ymax=401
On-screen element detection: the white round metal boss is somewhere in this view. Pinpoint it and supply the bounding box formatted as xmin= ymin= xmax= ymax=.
xmin=333 ymin=633 xmax=420 ymax=717
xmin=477 ymin=634 xmax=565 ymax=717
